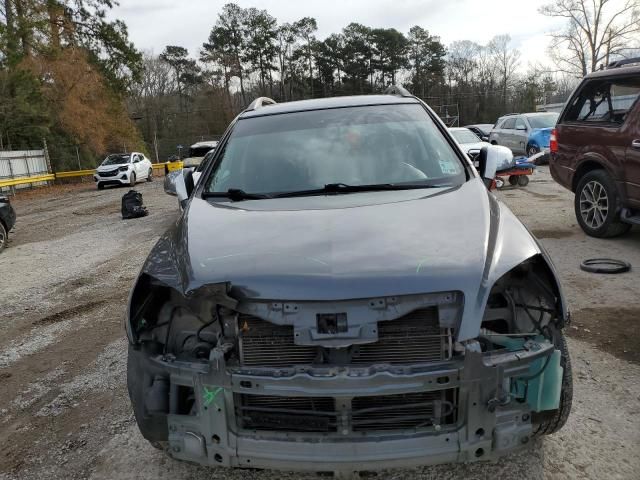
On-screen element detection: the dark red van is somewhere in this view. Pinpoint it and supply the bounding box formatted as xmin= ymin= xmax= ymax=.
xmin=550 ymin=58 xmax=640 ymax=237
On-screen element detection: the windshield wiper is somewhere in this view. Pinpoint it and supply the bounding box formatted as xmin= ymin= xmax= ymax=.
xmin=274 ymin=182 xmax=448 ymax=198
xmin=202 ymin=189 xmax=272 ymax=201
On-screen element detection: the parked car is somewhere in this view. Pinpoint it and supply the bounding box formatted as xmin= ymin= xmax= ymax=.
xmin=182 ymin=140 xmax=218 ymax=168
xmin=449 ymin=127 xmax=490 ymax=155
xmin=126 ymin=91 xmax=571 ymax=476
xmin=464 ymin=123 xmax=494 ymax=141
xmin=94 ymin=152 xmax=153 ymax=190
xmin=489 ymin=112 xmax=559 ymax=156
xmin=0 ymin=194 xmax=16 ymax=252
xmin=550 ymin=57 xmax=640 ymax=237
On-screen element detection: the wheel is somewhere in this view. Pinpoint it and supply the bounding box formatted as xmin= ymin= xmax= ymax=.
xmin=527 ymin=145 xmax=540 ymax=157
xmin=147 ymin=168 xmax=153 ymax=182
xmin=574 ymin=170 xmax=631 ymax=238
xmin=130 ymin=172 xmax=136 ymax=187
xmin=517 ymin=175 xmax=529 ymax=187
xmin=533 ymin=329 xmax=573 ymax=436
xmin=508 ymin=175 xmax=519 ymax=186
xmin=97 ymin=182 xmax=104 ymax=190
xmin=491 ymin=140 xmax=498 ymax=145
xmin=0 ymin=222 xmax=7 ymax=252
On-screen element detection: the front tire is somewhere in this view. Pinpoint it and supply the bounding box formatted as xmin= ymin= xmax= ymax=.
xmin=533 ymin=330 xmax=573 ymax=436
xmin=130 ymin=172 xmax=136 ymax=187
xmin=574 ymin=170 xmax=630 ymax=238
xmin=147 ymin=168 xmax=153 ymax=182
xmin=0 ymin=222 xmax=7 ymax=252
xmin=97 ymin=182 xmax=104 ymax=190
xmin=527 ymin=145 xmax=540 ymax=157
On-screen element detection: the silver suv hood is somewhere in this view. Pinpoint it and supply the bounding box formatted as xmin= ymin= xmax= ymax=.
xmin=141 ymin=178 xmax=547 ymax=340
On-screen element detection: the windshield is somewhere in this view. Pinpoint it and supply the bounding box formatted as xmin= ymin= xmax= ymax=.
xmin=451 ymin=129 xmax=481 ymax=144
xmin=526 ymin=113 xmax=559 ymax=129
xmin=205 ymin=104 xmax=466 ymax=196
xmin=102 ymin=154 xmax=130 ymax=166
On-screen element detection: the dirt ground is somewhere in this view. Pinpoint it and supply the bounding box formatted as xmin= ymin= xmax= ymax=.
xmin=1 ymin=168 xmax=639 ymax=480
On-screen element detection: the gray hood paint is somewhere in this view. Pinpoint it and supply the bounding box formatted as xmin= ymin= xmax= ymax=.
xmin=140 ymin=178 xmax=544 ymax=341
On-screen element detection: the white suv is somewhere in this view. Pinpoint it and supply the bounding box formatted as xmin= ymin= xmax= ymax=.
xmin=94 ymin=152 xmax=153 ymax=190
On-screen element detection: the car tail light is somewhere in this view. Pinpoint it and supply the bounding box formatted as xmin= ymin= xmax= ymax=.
xmin=550 ymin=128 xmax=558 ymax=154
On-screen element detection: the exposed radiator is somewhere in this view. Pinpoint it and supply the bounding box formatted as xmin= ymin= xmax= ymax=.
xmin=351 ymin=390 xmax=456 ymax=431
xmin=237 ymin=394 xmax=337 ymax=432
xmin=238 ymin=315 xmax=319 ymax=367
xmin=237 ymin=390 xmax=457 ymax=434
xmin=237 ymin=308 xmax=451 ymax=368
xmin=351 ymin=308 xmax=448 ymax=364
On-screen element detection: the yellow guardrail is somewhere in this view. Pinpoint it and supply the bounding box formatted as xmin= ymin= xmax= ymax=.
xmin=0 ymin=174 xmax=55 ymax=188
xmin=55 ymin=169 xmax=97 ymax=178
xmin=0 ymin=163 xmax=177 ymax=189
xmin=164 ymin=161 xmax=183 ymax=172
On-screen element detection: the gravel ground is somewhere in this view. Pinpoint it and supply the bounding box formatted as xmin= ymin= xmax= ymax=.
xmin=0 ymin=169 xmax=639 ymax=480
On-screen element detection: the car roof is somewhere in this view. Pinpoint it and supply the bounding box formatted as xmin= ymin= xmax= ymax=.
xmin=585 ymin=64 xmax=640 ymax=79
xmin=465 ymin=123 xmax=493 ymax=128
xmin=240 ymin=95 xmax=420 ymax=118
xmin=190 ymin=141 xmax=218 ymax=148
xmin=449 ymin=127 xmax=471 ymax=132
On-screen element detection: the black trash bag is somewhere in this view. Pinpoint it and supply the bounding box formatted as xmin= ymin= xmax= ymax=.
xmin=122 ymin=190 xmax=148 ymax=219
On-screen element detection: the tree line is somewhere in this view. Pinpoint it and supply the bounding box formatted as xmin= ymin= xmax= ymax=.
xmin=0 ymin=0 xmax=143 ymax=170
xmin=1 ymin=0 xmax=638 ymax=168
xmin=135 ymin=0 xmax=640 ymax=159
xmin=131 ymin=3 xmax=559 ymax=159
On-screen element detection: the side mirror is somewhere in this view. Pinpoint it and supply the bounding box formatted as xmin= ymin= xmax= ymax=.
xmin=175 ymin=168 xmax=195 ymax=209
xmin=481 ymin=135 xmax=489 ymax=141
xmin=163 ymin=170 xmax=180 ymax=196
xmin=477 ymin=145 xmax=513 ymax=188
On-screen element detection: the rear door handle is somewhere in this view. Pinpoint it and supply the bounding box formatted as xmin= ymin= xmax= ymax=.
xmin=632 ymin=139 xmax=640 ymax=149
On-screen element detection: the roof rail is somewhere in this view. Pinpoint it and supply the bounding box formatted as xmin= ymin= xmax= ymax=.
xmin=607 ymin=57 xmax=640 ymax=69
xmin=246 ymin=97 xmax=277 ymax=111
xmin=384 ymin=85 xmax=413 ymax=97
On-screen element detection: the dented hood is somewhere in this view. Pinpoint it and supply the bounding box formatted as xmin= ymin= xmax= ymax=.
xmin=141 ymin=178 xmax=544 ymax=340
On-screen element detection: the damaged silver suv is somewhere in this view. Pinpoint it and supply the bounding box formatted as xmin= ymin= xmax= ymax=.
xmin=126 ymin=88 xmax=572 ymax=476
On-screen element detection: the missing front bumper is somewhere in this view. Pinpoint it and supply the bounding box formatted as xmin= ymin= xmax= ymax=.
xmin=133 ymin=339 xmax=556 ymax=472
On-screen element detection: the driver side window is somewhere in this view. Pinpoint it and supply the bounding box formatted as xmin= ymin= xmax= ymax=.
xmin=502 ymin=118 xmax=516 ymax=129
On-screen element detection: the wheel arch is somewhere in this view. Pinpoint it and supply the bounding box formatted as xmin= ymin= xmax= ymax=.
xmin=571 ymin=159 xmax=613 ymax=193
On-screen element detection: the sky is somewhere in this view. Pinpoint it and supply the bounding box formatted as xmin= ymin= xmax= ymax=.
xmin=110 ymin=0 xmax=566 ymax=69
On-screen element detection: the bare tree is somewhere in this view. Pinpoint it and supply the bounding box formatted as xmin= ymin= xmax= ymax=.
xmin=540 ymin=0 xmax=640 ymax=76
xmin=489 ymin=35 xmax=520 ymax=109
